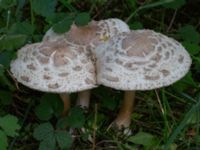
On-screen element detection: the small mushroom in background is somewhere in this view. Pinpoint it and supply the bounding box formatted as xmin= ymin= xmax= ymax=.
xmin=95 ymin=29 xmax=192 ymax=130
xmin=10 ymin=40 xmax=96 ymax=115
xmin=42 ymin=18 xmax=130 ymax=109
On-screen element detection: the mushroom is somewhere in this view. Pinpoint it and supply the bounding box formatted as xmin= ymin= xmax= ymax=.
xmin=95 ymin=29 xmax=192 ymax=129
xmin=42 ymin=18 xmax=130 ymax=109
xmin=10 ymin=39 xmax=96 ymax=115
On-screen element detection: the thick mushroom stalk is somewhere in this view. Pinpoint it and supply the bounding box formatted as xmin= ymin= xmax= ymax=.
xmin=114 ymin=91 xmax=135 ymax=128
xmin=60 ymin=93 xmax=70 ymax=115
xmin=76 ymin=90 xmax=91 ymax=109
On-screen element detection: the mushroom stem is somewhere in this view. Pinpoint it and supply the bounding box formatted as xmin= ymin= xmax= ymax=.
xmin=114 ymin=91 xmax=135 ymax=128
xmin=76 ymin=90 xmax=91 ymax=109
xmin=59 ymin=93 xmax=70 ymax=115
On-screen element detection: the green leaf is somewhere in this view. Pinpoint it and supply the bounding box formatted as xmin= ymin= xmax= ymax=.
xmin=131 ymin=113 xmax=143 ymax=120
xmin=172 ymin=72 xmax=197 ymax=92
xmin=0 ymin=66 xmax=4 ymax=76
xmin=9 ymin=22 xmax=35 ymax=35
xmin=0 ymin=115 xmax=20 ymax=137
xmin=59 ymin=0 xmax=77 ymax=12
xmin=194 ymin=57 xmax=200 ymax=73
xmin=75 ymin=12 xmax=91 ymax=26
xmin=182 ymin=72 xmax=196 ymax=86
xmin=102 ymin=96 xmax=118 ymax=111
xmin=17 ymin=0 xmax=26 ymax=9
xmin=163 ymin=0 xmax=186 ymax=9
xmin=57 ymin=107 xmax=85 ymax=128
xmin=0 ymin=90 xmax=13 ymax=105
xmin=33 ymin=123 xmax=56 ymax=150
xmin=128 ymin=132 xmax=159 ymax=148
xmin=52 ymin=16 xmax=74 ymax=33
xmin=0 ymin=35 xmax=27 ymax=51
xmin=177 ymin=25 xmax=200 ymax=44
xmin=45 ymin=13 xmax=67 ymax=24
xmin=0 ymin=0 xmax=16 ymax=9
xmin=56 ymin=117 xmax=68 ymax=129
xmin=185 ymin=109 xmax=200 ymax=124
xmin=32 ymin=0 xmax=57 ymax=17
xmin=0 ymin=50 xmax=16 ymax=68
xmin=0 ymin=130 xmax=7 ymax=150
xmin=195 ymin=135 xmax=200 ymax=144
xmin=65 ymin=107 xmax=85 ymax=128
xmin=0 ymin=66 xmax=15 ymax=90
xmin=33 ymin=123 xmax=54 ymax=141
xmin=182 ymin=42 xmax=200 ymax=55
xmin=127 ymin=0 xmax=136 ymax=9
xmin=35 ymin=94 xmax=63 ymax=120
xmin=48 ymin=94 xmax=63 ymax=117
xmin=39 ymin=134 xmax=56 ymax=150
xmin=35 ymin=101 xmax=53 ymax=121
xmin=129 ymin=21 xmax=144 ymax=30
xmin=55 ymin=130 xmax=72 ymax=149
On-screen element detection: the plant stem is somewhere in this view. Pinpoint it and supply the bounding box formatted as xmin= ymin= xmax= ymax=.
xmin=6 ymin=10 xmax=11 ymax=30
xmin=167 ymin=9 xmax=178 ymax=32
xmin=29 ymin=0 xmax=35 ymax=26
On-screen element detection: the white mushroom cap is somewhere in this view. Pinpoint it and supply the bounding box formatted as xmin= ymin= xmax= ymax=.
xmin=43 ymin=18 xmax=130 ymax=48
xmin=43 ymin=20 xmax=98 ymax=44
xmin=10 ymin=40 xmax=96 ymax=93
xmin=96 ymin=30 xmax=192 ymax=90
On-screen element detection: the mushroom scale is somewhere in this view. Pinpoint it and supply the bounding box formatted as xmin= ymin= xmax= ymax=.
xmin=10 ymin=40 xmax=96 ymax=93
xmin=96 ymin=29 xmax=192 ymax=90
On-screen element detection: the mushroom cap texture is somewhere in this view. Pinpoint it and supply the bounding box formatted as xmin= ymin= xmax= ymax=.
xmin=96 ymin=30 xmax=192 ymax=91
xmin=10 ymin=40 xmax=96 ymax=93
xmin=43 ymin=18 xmax=130 ymax=48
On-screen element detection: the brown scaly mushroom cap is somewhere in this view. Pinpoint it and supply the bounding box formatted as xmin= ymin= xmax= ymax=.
xmin=43 ymin=18 xmax=130 ymax=49
xmin=96 ymin=30 xmax=192 ymax=90
xmin=10 ymin=40 xmax=96 ymax=93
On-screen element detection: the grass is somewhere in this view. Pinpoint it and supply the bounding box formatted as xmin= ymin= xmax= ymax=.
xmin=0 ymin=0 xmax=200 ymax=149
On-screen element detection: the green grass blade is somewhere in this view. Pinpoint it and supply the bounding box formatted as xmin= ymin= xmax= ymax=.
xmin=59 ymin=0 xmax=77 ymax=13
xmin=164 ymin=96 xmax=200 ymax=150
xmin=161 ymin=89 xmax=171 ymax=141
xmin=126 ymin=0 xmax=174 ymax=23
